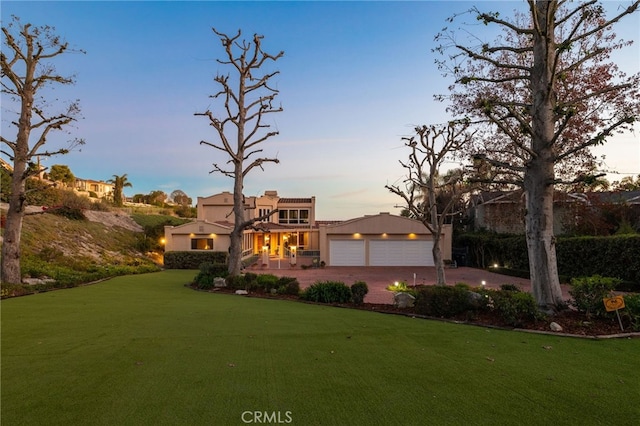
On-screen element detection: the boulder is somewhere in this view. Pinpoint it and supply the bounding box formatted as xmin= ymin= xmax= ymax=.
xmin=466 ymin=291 xmax=484 ymax=307
xmin=214 ymin=277 xmax=227 ymax=288
xmin=394 ymin=292 xmax=415 ymax=309
xmin=235 ymin=290 xmax=249 ymax=295
xmin=550 ymin=322 xmax=563 ymax=332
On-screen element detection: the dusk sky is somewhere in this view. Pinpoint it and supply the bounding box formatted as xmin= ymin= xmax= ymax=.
xmin=2 ymin=1 xmax=639 ymax=220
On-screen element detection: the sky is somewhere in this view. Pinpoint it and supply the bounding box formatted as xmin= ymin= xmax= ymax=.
xmin=2 ymin=0 xmax=639 ymax=220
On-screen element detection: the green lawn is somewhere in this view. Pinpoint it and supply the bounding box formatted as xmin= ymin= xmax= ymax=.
xmin=2 ymin=270 xmax=639 ymax=425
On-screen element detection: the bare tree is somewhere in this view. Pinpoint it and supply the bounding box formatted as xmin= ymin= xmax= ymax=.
xmin=434 ymin=1 xmax=640 ymax=310
xmin=1 ymin=17 xmax=85 ymax=284
xmin=196 ymin=28 xmax=283 ymax=276
xmin=387 ymin=121 xmax=476 ymax=285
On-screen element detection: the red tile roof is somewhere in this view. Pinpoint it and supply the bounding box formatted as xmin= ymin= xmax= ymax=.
xmin=278 ymin=198 xmax=313 ymax=204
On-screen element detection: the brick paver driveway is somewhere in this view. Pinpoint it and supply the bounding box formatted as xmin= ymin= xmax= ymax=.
xmin=250 ymin=264 xmax=572 ymax=304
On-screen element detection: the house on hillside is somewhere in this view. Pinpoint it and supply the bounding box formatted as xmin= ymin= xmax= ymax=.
xmin=164 ymin=190 xmax=452 ymax=267
xmin=74 ymin=178 xmax=114 ymax=200
xmin=470 ymin=190 xmax=640 ymax=235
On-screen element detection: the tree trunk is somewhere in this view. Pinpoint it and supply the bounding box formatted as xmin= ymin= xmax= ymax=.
xmin=427 ymin=183 xmax=447 ymax=285
xmin=524 ymin=162 xmax=564 ymax=310
xmin=525 ymin=0 xmax=564 ymax=310
xmin=432 ymin=233 xmax=447 ymax=286
xmin=228 ymin=160 xmax=245 ymax=276
xmin=1 ymin=67 xmax=33 ymax=284
xmin=1 ymin=163 xmax=27 ymax=284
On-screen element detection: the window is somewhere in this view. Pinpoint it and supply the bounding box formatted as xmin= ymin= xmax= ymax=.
xmin=289 ymin=210 xmax=299 ymax=223
xmin=278 ymin=209 xmax=310 ymax=224
xmin=191 ymin=238 xmax=213 ymax=250
xmin=299 ymin=210 xmax=309 ymax=224
xmin=259 ymin=208 xmax=272 ymax=220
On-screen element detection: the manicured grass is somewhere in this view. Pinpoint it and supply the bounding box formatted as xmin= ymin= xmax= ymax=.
xmin=2 ymin=270 xmax=639 ymax=425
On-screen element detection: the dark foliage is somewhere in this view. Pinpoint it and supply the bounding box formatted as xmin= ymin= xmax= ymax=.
xmin=301 ymin=281 xmax=352 ymax=304
xmin=350 ymin=281 xmax=369 ymax=305
xmin=193 ymin=262 xmax=228 ymax=290
xmin=414 ymin=285 xmax=475 ymax=318
xmin=569 ymin=275 xmax=620 ymax=319
xmin=455 ymin=233 xmax=640 ymax=289
xmin=163 ymin=251 xmax=227 ymax=269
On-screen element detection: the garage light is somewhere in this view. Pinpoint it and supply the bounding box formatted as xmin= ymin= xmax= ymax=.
xmin=353 ymin=233 xmax=361 ymax=238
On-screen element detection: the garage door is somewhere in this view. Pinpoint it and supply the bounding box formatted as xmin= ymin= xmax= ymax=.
xmin=329 ymin=240 xmax=365 ymax=266
xmin=369 ymin=240 xmax=434 ymax=266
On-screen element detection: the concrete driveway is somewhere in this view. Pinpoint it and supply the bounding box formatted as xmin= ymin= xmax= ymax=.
xmin=249 ymin=264 xmax=572 ymax=304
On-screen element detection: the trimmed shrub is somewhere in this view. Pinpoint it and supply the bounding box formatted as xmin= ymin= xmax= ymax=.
xmin=301 ymin=281 xmax=352 ymax=304
xmin=414 ymin=285 xmax=474 ymax=318
xmin=455 ymin=233 xmax=640 ymax=289
xmin=256 ymin=274 xmax=279 ymax=292
xmin=351 ymin=281 xmax=368 ymax=305
xmin=164 ymin=251 xmax=227 ymax=269
xmin=276 ymin=276 xmax=300 ymax=295
xmin=225 ymin=275 xmax=248 ymax=291
xmin=489 ymin=290 xmax=543 ymax=326
xmin=557 ymin=236 xmax=640 ymax=288
xmin=193 ymin=262 xmax=227 ymax=290
xmin=569 ymin=275 xmax=621 ymax=318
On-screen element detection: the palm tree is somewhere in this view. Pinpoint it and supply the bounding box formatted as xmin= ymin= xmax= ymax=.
xmin=107 ymin=174 xmax=132 ymax=207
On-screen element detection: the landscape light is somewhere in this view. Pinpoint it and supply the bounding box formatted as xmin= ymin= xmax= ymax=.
xmin=481 ymin=280 xmax=487 ymax=286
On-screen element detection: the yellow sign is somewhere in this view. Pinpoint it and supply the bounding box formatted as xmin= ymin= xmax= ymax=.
xmin=603 ymin=296 xmax=625 ymax=312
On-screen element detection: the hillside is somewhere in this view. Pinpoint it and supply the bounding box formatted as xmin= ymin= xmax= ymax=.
xmin=0 ymin=205 xmax=166 ymax=295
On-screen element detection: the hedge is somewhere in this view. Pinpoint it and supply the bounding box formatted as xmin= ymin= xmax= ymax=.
xmin=163 ymin=251 xmax=228 ymax=269
xmin=454 ymin=233 xmax=640 ymax=288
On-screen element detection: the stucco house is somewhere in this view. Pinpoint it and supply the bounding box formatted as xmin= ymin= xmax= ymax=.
xmin=164 ymin=190 xmax=452 ymax=267
xmin=75 ymin=178 xmax=115 ymax=200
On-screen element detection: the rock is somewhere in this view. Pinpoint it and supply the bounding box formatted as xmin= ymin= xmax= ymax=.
xmin=22 ymin=277 xmax=56 ymax=286
xmin=270 ymin=288 xmax=277 ymax=294
xmin=235 ymin=290 xmax=248 ymax=295
xmin=394 ymin=292 xmax=415 ymax=309
xmin=213 ymin=277 xmax=227 ymax=288
xmin=466 ymin=291 xmax=484 ymax=307
xmin=550 ymin=322 xmax=563 ymax=332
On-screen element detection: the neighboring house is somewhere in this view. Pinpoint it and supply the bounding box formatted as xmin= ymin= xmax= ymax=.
xmin=75 ymin=178 xmax=115 ymax=199
xmin=471 ymin=190 xmax=640 ymax=235
xmin=164 ymin=190 xmax=452 ymax=266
